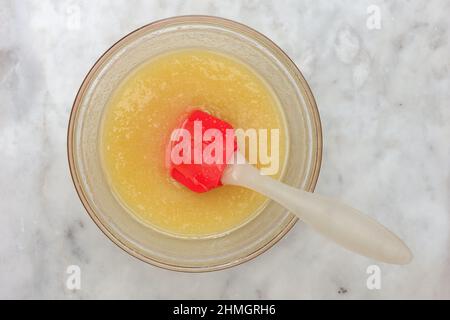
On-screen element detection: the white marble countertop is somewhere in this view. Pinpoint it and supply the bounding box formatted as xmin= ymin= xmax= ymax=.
xmin=1 ymin=0 xmax=449 ymax=299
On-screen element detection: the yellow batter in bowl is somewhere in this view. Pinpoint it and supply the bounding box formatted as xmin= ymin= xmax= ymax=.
xmin=101 ymin=49 xmax=286 ymax=237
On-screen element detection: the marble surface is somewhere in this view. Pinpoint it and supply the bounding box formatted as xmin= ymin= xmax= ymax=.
xmin=1 ymin=0 xmax=449 ymax=299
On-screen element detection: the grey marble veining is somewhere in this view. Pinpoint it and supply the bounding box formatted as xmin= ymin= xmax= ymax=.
xmin=0 ymin=0 xmax=449 ymax=299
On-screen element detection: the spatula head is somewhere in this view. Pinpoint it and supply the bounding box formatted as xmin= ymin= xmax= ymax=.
xmin=168 ymin=110 xmax=237 ymax=193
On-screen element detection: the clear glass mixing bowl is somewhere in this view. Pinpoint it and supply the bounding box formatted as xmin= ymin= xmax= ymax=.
xmin=68 ymin=16 xmax=322 ymax=272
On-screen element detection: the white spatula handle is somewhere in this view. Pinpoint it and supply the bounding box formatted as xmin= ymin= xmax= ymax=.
xmin=222 ymin=162 xmax=412 ymax=265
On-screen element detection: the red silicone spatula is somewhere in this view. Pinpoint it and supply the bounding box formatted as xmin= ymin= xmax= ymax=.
xmin=169 ymin=110 xmax=237 ymax=193
xmin=169 ymin=110 xmax=412 ymax=265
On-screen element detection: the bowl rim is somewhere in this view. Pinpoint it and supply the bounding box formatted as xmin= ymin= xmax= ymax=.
xmin=67 ymin=15 xmax=323 ymax=272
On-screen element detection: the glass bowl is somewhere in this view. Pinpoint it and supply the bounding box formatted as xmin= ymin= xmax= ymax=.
xmin=68 ymin=16 xmax=322 ymax=272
